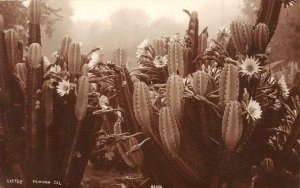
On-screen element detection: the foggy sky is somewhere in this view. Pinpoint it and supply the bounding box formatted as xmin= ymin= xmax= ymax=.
xmin=41 ymin=0 xmax=244 ymax=66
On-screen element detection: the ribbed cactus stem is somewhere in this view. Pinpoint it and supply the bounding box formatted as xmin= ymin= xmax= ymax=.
xmin=29 ymin=0 xmax=41 ymax=24
xmin=168 ymin=42 xmax=184 ymax=75
xmin=68 ymin=42 xmax=81 ymax=75
xmin=58 ymin=35 xmax=72 ymax=59
xmin=255 ymin=0 xmax=282 ymax=40
xmin=153 ymin=37 xmax=167 ymax=56
xmin=193 ymin=71 xmax=208 ymax=96
xmin=113 ymin=47 xmax=128 ymax=68
xmin=75 ymin=76 xmax=89 ymax=121
xmin=230 ymin=21 xmax=253 ymax=55
xmin=159 ymin=107 xmax=181 ymax=156
xmin=197 ymin=33 xmax=207 ymax=57
xmin=25 ymin=42 xmax=44 ymax=179
xmin=182 ymin=46 xmax=193 ymax=76
xmin=28 ymin=0 xmax=41 ymax=45
xmin=166 ymin=74 xmax=184 ymax=122
xmin=222 ymin=101 xmax=243 ymax=153
xmin=219 ymin=64 xmax=239 ymax=107
xmin=15 ymin=63 xmax=27 ymax=86
xmin=254 ymin=23 xmax=270 ymax=53
xmin=5 ymin=29 xmax=18 ymax=68
xmin=132 ymin=81 xmax=153 ymax=132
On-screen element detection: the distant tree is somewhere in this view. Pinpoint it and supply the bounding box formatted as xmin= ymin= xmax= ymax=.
xmin=0 ymin=0 xmax=63 ymax=39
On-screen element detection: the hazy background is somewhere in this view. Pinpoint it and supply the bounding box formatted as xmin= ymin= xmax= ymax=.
xmin=24 ymin=0 xmax=246 ymax=65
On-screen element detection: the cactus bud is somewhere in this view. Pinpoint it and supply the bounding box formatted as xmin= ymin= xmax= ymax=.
xmin=29 ymin=0 xmax=41 ymax=24
xmin=58 ymin=35 xmax=72 ymax=58
xmin=75 ymin=76 xmax=89 ymax=121
xmin=254 ymin=23 xmax=269 ymax=53
xmin=159 ymin=107 xmax=181 ymax=156
xmin=166 ymin=74 xmax=184 ymax=121
xmin=193 ymin=71 xmax=208 ymax=96
xmin=113 ymin=47 xmax=128 ymax=68
xmin=68 ymin=42 xmax=81 ymax=74
xmin=219 ymin=64 xmax=239 ymax=107
xmin=222 ymin=101 xmax=243 ymax=152
xmin=132 ymin=81 xmax=152 ymax=131
xmin=197 ymin=33 xmax=207 ymax=57
xmin=5 ymin=29 xmax=18 ymax=67
xmin=15 ymin=63 xmax=27 ymax=85
xmin=168 ymin=42 xmax=184 ymax=75
xmin=28 ymin=43 xmax=42 ymax=68
xmin=153 ymin=37 xmax=167 ymax=56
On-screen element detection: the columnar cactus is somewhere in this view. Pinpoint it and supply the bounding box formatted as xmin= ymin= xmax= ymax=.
xmin=153 ymin=37 xmax=167 ymax=56
xmin=197 ymin=32 xmax=208 ymax=57
xmin=15 ymin=63 xmax=27 ymax=86
xmin=159 ymin=107 xmax=181 ymax=156
xmin=254 ymin=23 xmax=270 ymax=53
xmin=230 ymin=21 xmax=253 ymax=55
xmin=166 ymin=74 xmax=184 ymax=121
xmin=28 ymin=0 xmax=41 ymax=45
xmin=219 ymin=64 xmax=239 ymax=107
xmin=168 ymin=41 xmax=184 ymax=76
xmin=58 ymin=35 xmax=72 ymax=59
xmin=113 ymin=46 xmax=128 ymax=68
xmin=222 ymin=101 xmax=243 ymax=153
xmin=5 ymin=29 xmax=18 ymax=68
xmin=68 ymin=42 xmax=81 ymax=75
xmin=133 ymin=81 xmax=153 ymax=132
xmin=193 ymin=71 xmax=209 ymax=96
xmin=75 ymin=76 xmax=89 ymax=121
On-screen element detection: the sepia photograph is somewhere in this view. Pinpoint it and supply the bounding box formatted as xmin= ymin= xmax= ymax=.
xmin=0 ymin=0 xmax=299 ymax=187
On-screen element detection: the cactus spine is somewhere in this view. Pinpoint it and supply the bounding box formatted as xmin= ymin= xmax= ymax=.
xmin=193 ymin=71 xmax=208 ymax=96
xmin=133 ymin=81 xmax=152 ymax=132
xmin=219 ymin=64 xmax=239 ymax=107
xmin=159 ymin=107 xmax=181 ymax=156
xmin=68 ymin=42 xmax=81 ymax=75
xmin=222 ymin=101 xmax=243 ymax=152
xmin=153 ymin=37 xmax=167 ymax=56
xmin=166 ymin=74 xmax=184 ymax=121
xmin=5 ymin=29 xmax=18 ymax=68
xmin=168 ymin=42 xmax=184 ymax=75
xmin=254 ymin=23 xmax=270 ymax=53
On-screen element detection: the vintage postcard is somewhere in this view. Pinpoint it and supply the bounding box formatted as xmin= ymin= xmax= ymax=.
xmin=0 ymin=0 xmax=299 ymax=187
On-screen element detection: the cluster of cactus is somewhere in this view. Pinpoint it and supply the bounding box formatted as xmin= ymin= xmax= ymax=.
xmin=117 ymin=0 xmax=300 ymax=187
xmin=0 ymin=0 xmax=300 ymax=187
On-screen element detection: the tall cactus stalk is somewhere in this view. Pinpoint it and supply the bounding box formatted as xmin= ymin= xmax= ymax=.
xmin=113 ymin=46 xmax=128 ymax=68
xmin=219 ymin=64 xmax=239 ymax=107
xmin=28 ymin=0 xmax=41 ymax=45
